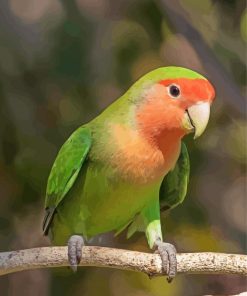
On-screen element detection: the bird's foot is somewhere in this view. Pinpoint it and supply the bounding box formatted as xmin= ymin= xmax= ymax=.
xmin=154 ymin=239 xmax=177 ymax=283
xmin=68 ymin=235 xmax=84 ymax=272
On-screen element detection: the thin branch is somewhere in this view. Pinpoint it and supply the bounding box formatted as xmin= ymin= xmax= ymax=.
xmin=0 ymin=246 xmax=246 ymax=277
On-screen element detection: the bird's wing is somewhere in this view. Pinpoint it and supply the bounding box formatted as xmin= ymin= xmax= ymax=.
xmin=43 ymin=125 xmax=92 ymax=235
xmin=159 ymin=142 xmax=190 ymax=211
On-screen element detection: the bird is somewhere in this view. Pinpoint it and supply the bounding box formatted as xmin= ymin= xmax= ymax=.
xmin=43 ymin=66 xmax=215 ymax=282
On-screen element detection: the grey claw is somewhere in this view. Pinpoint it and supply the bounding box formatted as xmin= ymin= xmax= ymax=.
xmin=68 ymin=235 xmax=84 ymax=272
xmin=155 ymin=240 xmax=177 ymax=283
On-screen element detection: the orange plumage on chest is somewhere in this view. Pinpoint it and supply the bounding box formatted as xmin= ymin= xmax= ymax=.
xmin=110 ymin=124 xmax=181 ymax=184
xmin=108 ymin=83 xmax=192 ymax=183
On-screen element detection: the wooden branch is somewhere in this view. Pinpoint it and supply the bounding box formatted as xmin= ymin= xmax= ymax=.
xmin=0 ymin=246 xmax=246 ymax=277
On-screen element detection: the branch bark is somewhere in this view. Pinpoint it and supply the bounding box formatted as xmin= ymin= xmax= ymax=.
xmin=0 ymin=246 xmax=246 ymax=277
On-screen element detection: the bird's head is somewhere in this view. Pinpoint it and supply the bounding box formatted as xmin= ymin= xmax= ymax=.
xmin=134 ymin=67 xmax=215 ymax=140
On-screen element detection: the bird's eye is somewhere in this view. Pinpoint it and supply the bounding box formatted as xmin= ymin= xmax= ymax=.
xmin=168 ymin=85 xmax=180 ymax=98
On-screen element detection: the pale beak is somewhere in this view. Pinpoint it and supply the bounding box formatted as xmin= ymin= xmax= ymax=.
xmin=183 ymin=102 xmax=211 ymax=139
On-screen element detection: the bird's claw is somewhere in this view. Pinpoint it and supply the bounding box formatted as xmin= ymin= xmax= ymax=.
xmin=68 ymin=235 xmax=84 ymax=272
xmin=154 ymin=240 xmax=177 ymax=283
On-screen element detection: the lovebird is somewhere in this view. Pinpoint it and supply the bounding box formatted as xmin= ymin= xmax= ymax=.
xmin=43 ymin=67 xmax=215 ymax=281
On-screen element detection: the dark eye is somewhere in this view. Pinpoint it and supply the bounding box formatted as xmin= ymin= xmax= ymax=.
xmin=169 ymin=85 xmax=180 ymax=98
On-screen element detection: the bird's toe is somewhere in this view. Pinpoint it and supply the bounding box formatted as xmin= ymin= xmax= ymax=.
xmin=155 ymin=240 xmax=177 ymax=283
xmin=68 ymin=235 xmax=84 ymax=272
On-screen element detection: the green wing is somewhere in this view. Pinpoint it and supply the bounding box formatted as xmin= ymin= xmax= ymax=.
xmin=159 ymin=142 xmax=190 ymax=211
xmin=43 ymin=125 xmax=92 ymax=235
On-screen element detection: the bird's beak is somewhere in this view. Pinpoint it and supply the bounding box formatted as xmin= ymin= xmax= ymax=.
xmin=182 ymin=102 xmax=211 ymax=139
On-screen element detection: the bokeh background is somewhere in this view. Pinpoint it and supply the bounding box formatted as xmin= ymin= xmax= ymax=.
xmin=0 ymin=0 xmax=246 ymax=295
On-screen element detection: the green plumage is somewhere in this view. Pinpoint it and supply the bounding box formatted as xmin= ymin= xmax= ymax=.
xmin=43 ymin=126 xmax=91 ymax=234
xmin=126 ymin=143 xmax=189 ymax=240
xmin=160 ymin=142 xmax=190 ymax=211
xmin=43 ymin=67 xmax=195 ymax=249
xmin=44 ymin=126 xmax=189 ymax=248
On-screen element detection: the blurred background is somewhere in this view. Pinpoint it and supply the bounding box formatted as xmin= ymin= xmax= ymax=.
xmin=0 ymin=0 xmax=246 ymax=295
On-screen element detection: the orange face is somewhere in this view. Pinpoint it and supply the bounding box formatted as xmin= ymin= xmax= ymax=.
xmin=136 ymin=78 xmax=215 ymax=141
xmin=159 ymin=78 xmax=215 ymax=107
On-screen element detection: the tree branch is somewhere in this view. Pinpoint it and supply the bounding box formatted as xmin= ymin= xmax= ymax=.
xmin=0 ymin=246 xmax=246 ymax=277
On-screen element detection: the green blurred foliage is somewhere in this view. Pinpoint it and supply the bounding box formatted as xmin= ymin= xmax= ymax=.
xmin=0 ymin=0 xmax=246 ymax=295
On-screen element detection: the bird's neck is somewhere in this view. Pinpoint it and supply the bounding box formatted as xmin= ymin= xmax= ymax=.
xmin=141 ymin=126 xmax=184 ymax=172
xmin=134 ymin=94 xmax=186 ymax=168
xmin=99 ymin=122 xmax=183 ymax=184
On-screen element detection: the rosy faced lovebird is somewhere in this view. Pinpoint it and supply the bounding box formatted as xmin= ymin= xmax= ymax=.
xmin=43 ymin=67 xmax=215 ymax=282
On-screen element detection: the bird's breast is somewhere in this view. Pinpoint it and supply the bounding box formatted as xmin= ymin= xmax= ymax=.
xmin=105 ymin=124 xmax=181 ymax=184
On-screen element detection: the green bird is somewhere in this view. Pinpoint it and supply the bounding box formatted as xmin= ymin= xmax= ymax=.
xmin=43 ymin=67 xmax=215 ymax=281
